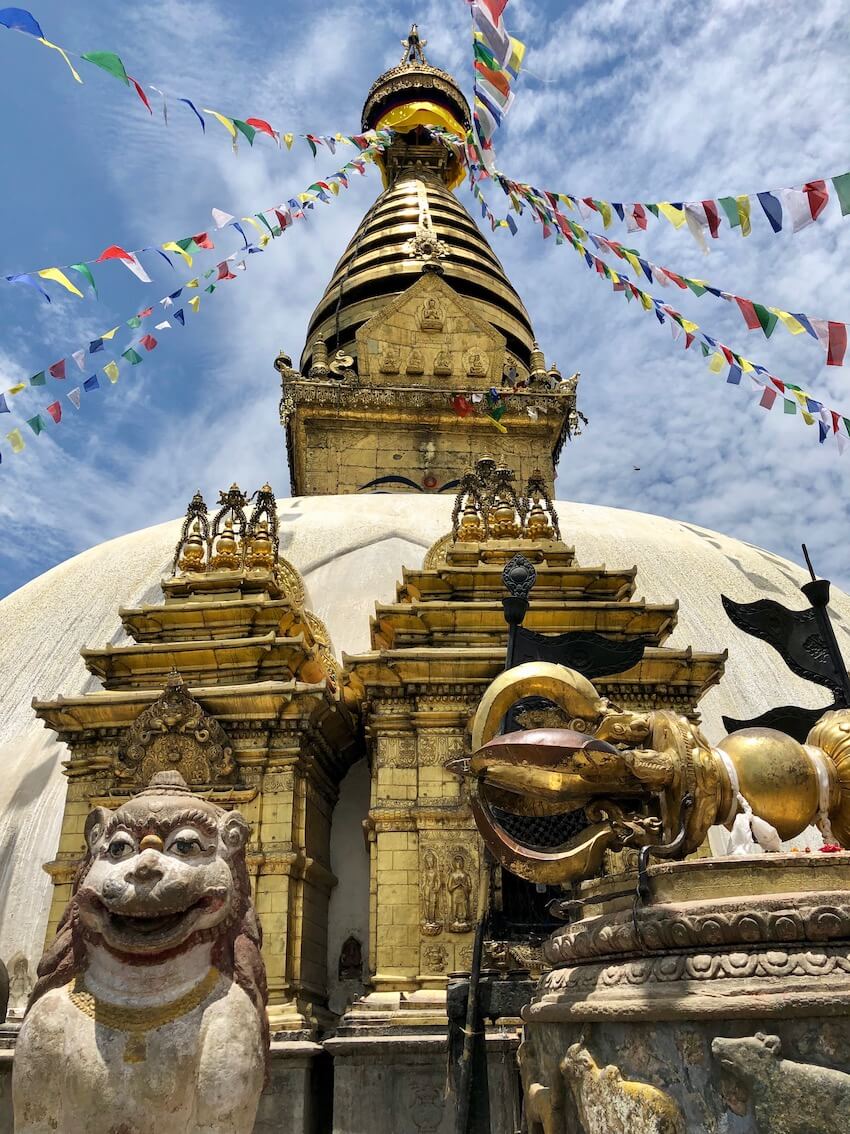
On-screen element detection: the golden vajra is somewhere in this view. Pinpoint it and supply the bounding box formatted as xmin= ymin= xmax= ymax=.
xmin=68 ymin=967 xmax=220 ymax=1063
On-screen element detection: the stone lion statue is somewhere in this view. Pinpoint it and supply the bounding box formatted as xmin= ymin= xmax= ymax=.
xmin=13 ymin=770 xmax=268 ymax=1134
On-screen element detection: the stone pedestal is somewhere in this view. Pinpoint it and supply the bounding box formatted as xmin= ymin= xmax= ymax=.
xmin=519 ymin=853 xmax=850 ymax=1133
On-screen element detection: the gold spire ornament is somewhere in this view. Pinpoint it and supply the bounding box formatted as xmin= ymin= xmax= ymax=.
xmin=68 ymin=967 xmax=220 ymax=1063
xmin=210 ymin=518 xmax=241 ymax=571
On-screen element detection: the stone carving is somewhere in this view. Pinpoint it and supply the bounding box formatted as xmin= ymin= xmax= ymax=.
xmin=419 ymin=297 xmax=445 ymax=330
xmin=408 ymin=1082 xmax=445 ymax=1131
xmin=421 ymin=849 xmax=443 ymax=935
xmin=433 ymin=349 xmax=452 ymax=377
xmin=6 ymin=952 xmax=33 ymax=1019
xmin=466 ymin=350 xmax=488 ymax=378
xmin=406 ymin=347 xmax=425 ymax=375
xmin=13 ymin=771 xmax=268 ymax=1134
xmin=712 ymin=1033 xmax=850 ymax=1132
xmin=562 ymin=1043 xmax=685 ymax=1134
xmin=423 ymin=944 xmax=448 ymax=973
xmin=118 ymin=671 xmax=235 ymax=786
xmin=379 ymin=345 xmax=400 ymax=374
xmin=518 ymin=1041 xmax=563 ymax=1134
xmin=447 ymin=851 xmax=473 ymax=933
xmin=338 ymin=935 xmax=363 ymax=981
xmin=377 ymin=734 xmax=417 ymax=769
xmin=418 ymin=731 xmax=466 ymax=766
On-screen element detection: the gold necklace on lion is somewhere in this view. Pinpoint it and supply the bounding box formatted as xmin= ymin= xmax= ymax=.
xmin=68 ymin=967 xmax=220 ymax=1063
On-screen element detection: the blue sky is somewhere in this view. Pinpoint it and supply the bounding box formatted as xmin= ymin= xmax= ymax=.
xmin=0 ymin=0 xmax=848 ymax=598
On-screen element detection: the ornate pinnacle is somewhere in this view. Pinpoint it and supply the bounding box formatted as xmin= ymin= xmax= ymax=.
xmin=400 ymin=23 xmax=428 ymax=66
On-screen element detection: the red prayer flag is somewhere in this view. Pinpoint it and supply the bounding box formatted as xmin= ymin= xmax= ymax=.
xmin=702 ymin=200 xmax=721 ymax=239
xmin=138 ymin=306 xmax=153 ymax=317
xmin=128 ymin=76 xmax=152 ymax=113
xmin=803 ymin=180 xmax=829 ymax=221
xmin=735 ymin=297 xmax=762 ymax=331
xmin=48 ymin=359 xmax=66 ymax=379
xmin=832 ymin=410 xmax=842 ymax=434
xmin=453 ymin=395 xmax=473 ymax=418
xmin=827 ymin=322 xmax=847 ymax=367
xmin=479 ymin=0 xmax=509 ymax=22
xmin=216 ymin=262 xmax=237 ymax=281
xmin=192 ymin=232 xmax=215 ymax=250
xmin=684 ymin=332 xmax=695 ymax=350
xmin=96 ymin=245 xmax=133 ymax=262
xmin=721 ymin=345 xmax=735 ymax=364
xmin=46 ymin=401 xmax=61 ymax=423
xmin=759 ymin=388 xmax=778 ymax=410
xmin=632 ymin=203 xmax=648 ymax=230
xmin=245 ymin=117 xmax=277 ymax=139
xmin=274 ymin=209 xmax=290 ymax=230
xmin=139 ymin=334 xmax=158 ymax=351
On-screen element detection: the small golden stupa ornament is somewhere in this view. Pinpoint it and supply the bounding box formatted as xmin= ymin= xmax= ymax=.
xmin=245 ymin=519 xmax=275 ymax=572
xmin=177 ymin=520 xmax=207 ymax=574
xmin=210 ymin=519 xmax=241 ymax=571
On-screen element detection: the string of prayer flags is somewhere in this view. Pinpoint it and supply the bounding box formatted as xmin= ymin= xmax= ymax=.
xmin=555 ymin=220 xmax=848 ymax=366
xmin=491 ymin=167 xmax=850 ymax=244
xmin=467 ymin=0 xmax=525 ymax=171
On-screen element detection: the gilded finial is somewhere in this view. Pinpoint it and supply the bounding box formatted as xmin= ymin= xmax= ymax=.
xmin=400 ymin=23 xmax=428 ymax=65
xmin=177 ymin=520 xmax=207 ymax=574
xmin=210 ymin=518 xmax=241 ymax=572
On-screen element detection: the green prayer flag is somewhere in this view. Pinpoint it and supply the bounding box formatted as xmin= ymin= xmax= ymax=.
xmin=718 ymin=197 xmax=740 ymax=228
xmin=685 ymin=279 xmax=707 ymax=297
xmin=126 ymin=315 xmax=142 ymax=329
xmin=176 ymin=237 xmax=201 ymax=254
xmin=233 ymin=119 xmax=256 ymax=145
xmin=27 ymin=414 xmax=45 ymax=435
xmin=81 ymin=51 xmax=129 ymax=85
xmin=783 ymin=399 xmax=796 ymax=414
xmin=844 ymin=417 xmax=850 ymax=437
xmin=489 ymin=404 xmax=505 ymax=421
xmin=753 ymin=303 xmax=778 ymax=338
xmin=70 ymin=262 xmax=97 ymax=296
xmin=645 ymin=203 xmax=660 ymax=218
xmin=255 ymin=213 xmax=275 ymax=237
xmin=122 ymin=348 xmax=142 ymax=365
xmin=205 ymin=284 xmax=216 ymax=293
xmin=831 ymin=173 xmax=850 ymax=216
xmin=700 ymin=343 xmax=710 ymax=357
xmin=30 ymin=371 xmax=46 ymax=386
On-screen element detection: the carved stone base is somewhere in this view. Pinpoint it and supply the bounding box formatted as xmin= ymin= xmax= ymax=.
xmin=520 ymin=854 xmax=850 ymax=1133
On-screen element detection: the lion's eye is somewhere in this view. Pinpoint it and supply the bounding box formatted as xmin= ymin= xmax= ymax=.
xmin=171 ymin=837 xmax=203 ymax=856
xmin=107 ymin=838 xmax=134 ymax=861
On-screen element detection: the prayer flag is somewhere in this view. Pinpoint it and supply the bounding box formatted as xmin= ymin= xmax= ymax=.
xmin=97 ymin=244 xmax=132 ymax=262
xmin=48 ymin=359 xmax=66 ymax=379
xmin=37 ymin=267 xmax=83 ymax=297
xmin=6 ymin=428 xmax=24 ymax=453
xmin=0 ymin=7 xmax=44 ymax=36
xmin=81 ymin=51 xmax=129 ymax=84
xmin=759 ymin=388 xmax=778 ymax=410
xmin=26 ymin=414 xmax=45 ymax=434
xmin=832 ymin=172 xmax=850 ymax=216
xmin=37 ymin=37 xmax=82 ymax=82
xmin=188 ymin=296 xmax=200 ymax=312
xmin=245 ymin=117 xmax=276 ymax=140
xmin=45 ymin=401 xmax=61 ymax=423
xmin=233 ymin=119 xmax=256 ymax=145
xmin=30 ymin=371 xmax=45 ymax=385
xmin=204 ymin=109 xmax=237 ymax=139
xmin=178 ymin=98 xmax=205 ymax=131
xmin=718 ymin=197 xmax=739 ymax=228
xmin=163 ymin=241 xmax=191 ymax=266
xmin=122 ymin=348 xmax=142 ymax=365
xmin=756 ymin=191 xmax=783 ymax=233
xmin=452 ymin=394 xmax=473 ymax=417
xmin=84 ymin=374 xmax=99 ymax=392
xmin=735 ymin=196 xmax=751 ymax=236
xmin=803 ymin=180 xmax=829 ymax=221
xmin=103 ymin=361 xmax=119 ymax=383
xmin=128 ymin=76 xmax=152 ymax=113
xmin=67 ymin=387 xmax=81 ymax=408
xmin=173 ymin=308 xmax=185 ymax=325
xmin=139 ymin=334 xmax=157 ymax=351
xmin=70 ymin=262 xmax=97 ymax=296
xmin=0 ymin=394 xmax=7 ymax=413
xmin=211 ymin=208 xmax=234 ymax=228
xmin=71 ymin=349 xmax=85 ymax=370
xmin=5 ymin=272 xmax=51 ymax=301
xmin=155 ymin=320 xmax=171 ymax=330
xmin=193 ymin=232 xmax=214 ymax=250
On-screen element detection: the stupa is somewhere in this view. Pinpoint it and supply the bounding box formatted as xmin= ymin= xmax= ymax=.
xmin=1 ymin=26 xmax=849 ymax=1134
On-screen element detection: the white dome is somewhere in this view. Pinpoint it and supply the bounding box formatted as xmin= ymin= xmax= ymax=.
xmin=2 ymin=494 xmax=848 ymax=975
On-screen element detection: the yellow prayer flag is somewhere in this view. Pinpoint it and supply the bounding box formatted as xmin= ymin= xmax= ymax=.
xmin=6 ymin=428 xmax=24 ymax=454
xmin=608 ymin=268 xmax=620 ymax=285
xmin=329 ymin=182 xmax=340 ymax=195
xmin=203 ymin=109 xmax=236 ymax=139
xmin=188 ymin=296 xmax=200 ymax=312
xmin=260 ymin=234 xmax=270 ymax=247
xmin=38 ymin=37 xmax=82 ymax=82
xmin=162 ymin=241 xmax=192 ymax=267
xmin=598 ymin=201 xmax=613 ymax=229
xmin=708 ymin=352 xmax=725 ymax=373
xmin=102 ymin=327 xmax=119 ymax=340
xmin=103 ymin=361 xmax=120 ymax=383
xmin=774 ymin=309 xmax=806 ymax=335
xmin=802 ymin=411 xmax=815 ymax=425
xmin=284 ymin=133 xmax=294 ymax=150
xmin=792 ymin=390 xmax=808 ymax=406
xmin=241 ymin=217 xmax=264 ymax=235
xmin=37 ymin=267 xmax=83 ymax=298
xmin=186 ymin=278 xmax=199 ymax=288
xmin=623 ymin=250 xmax=641 ymax=275
xmin=736 ymin=195 xmax=751 ymax=236
xmin=488 ymin=417 xmax=508 ymax=434
xmin=559 ymin=194 xmax=574 ymax=210
xmin=739 ymin=356 xmax=754 ymax=373
xmin=679 ymin=317 xmax=699 ymax=335
xmin=7 ymin=383 xmax=26 ymax=395
xmin=658 ymin=202 xmax=686 ymax=228
xmin=638 ymin=290 xmax=653 ymax=311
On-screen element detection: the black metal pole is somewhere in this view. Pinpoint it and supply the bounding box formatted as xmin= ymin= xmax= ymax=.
xmin=454 ymin=854 xmax=492 ymax=1134
xmin=801 ymin=544 xmax=850 ymax=705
